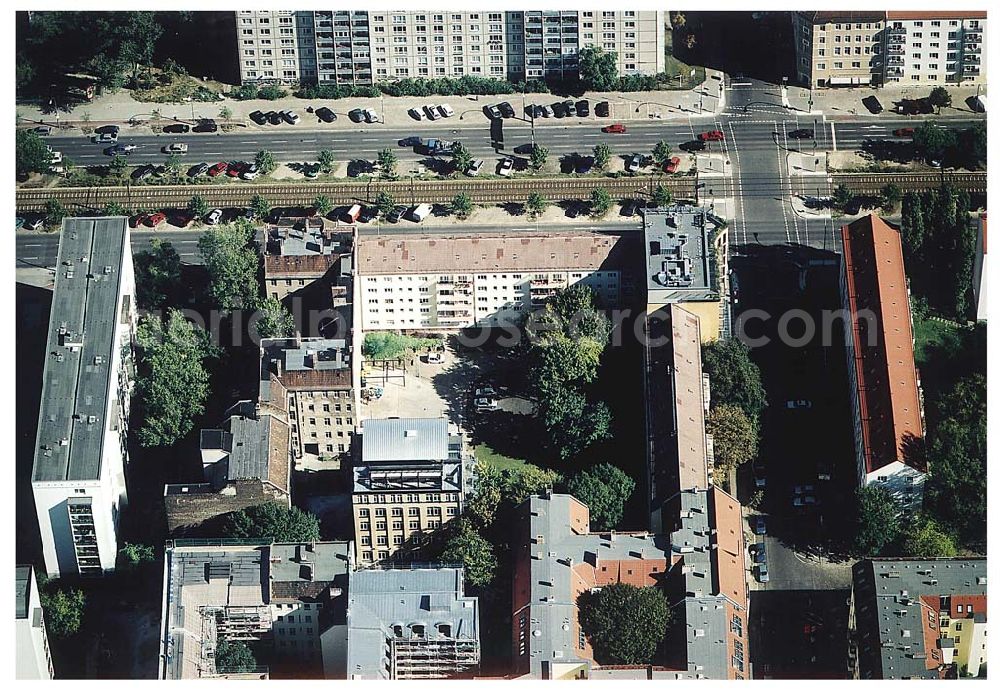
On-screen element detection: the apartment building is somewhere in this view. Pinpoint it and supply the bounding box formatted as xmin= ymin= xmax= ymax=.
xmin=31 ymin=217 xmax=136 ymax=577
xmin=851 ymin=557 xmax=987 ymax=679
xmin=972 ymin=213 xmax=987 ymax=322
xmin=262 ymin=217 xmax=353 ymax=305
xmin=643 ymin=206 xmax=729 ymax=342
xmin=840 ymin=215 xmax=926 ymax=514
xmin=259 ymin=338 xmax=357 ymax=470
xmin=237 ymin=10 xmax=666 ymax=85
xmin=346 ymin=567 xmax=481 ymax=679
xmin=792 ymin=11 xmax=987 ymax=88
xmin=883 ymin=12 xmax=986 ymax=87
xmin=16 ymin=565 xmax=53 ymax=680
xmin=357 ymin=231 xmax=636 ymax=331
xmin=163 ymin=400 xmax=291 ymax=534
xmin=353 ymin=418 xmax=472 ymax=564
xmin=159 ymin=539 xmax=353 ymax=679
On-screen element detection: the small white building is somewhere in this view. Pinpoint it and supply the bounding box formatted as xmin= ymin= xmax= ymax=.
xmin=16 ymin=565 xmax=53 ymax=679
xmin=31 ymin=217 xmax=136 ymax=576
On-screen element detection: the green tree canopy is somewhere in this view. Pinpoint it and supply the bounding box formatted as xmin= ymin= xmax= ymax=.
xmin=253 ymin=296 xmax=296 ymax=339
xmin=313 ymin=194 xmax=333 ymax=216
xmin=853 ymin=486 xmax=901 ymax=556
xmin=526 ymin=192 xmax=549 ymax=218
xmin=652 ymin=140 xmax=672 ymax=165
xmin=135 ymin=310 xmax=217 ymax=447
xmin=901 ymin=516 xmax=957 ymax=558
xmin=198 ymin=219 xmax=260 ymax=312
xmin=134 ymin=237 xmax=182 ymax=310
xmin=833 ymin=183 xmax=853 ymax=210
xmin=652 ymin=184 xmax=673 ymax=208
xmin=956 ymin=121 xmax=986 ymax=170
xmin=451 ymin=141 xmax=474 ymax=173
xmin=530 ymin=145 xmax=549 ymax=171
xmin=188 ymin=194 xmax=209 ymax=219
xmin=467 ymin=461 xmax=562 ymax=528
xmin=120 ymin=542 xmax=155 ymax=567
xmin=39 ymin=587 xmax=86 ymax=638
xmin=108 ymin=154 xmax=129 ymax=178
xmin=543 ymin=386 xmax=613 ymax=461
xmin=881 ymin=183 xmax=903 ymax=213
xmin=593 ymin=143 xmax=612 ymax=171
xmin=579 ymin=583 xmax=670 ymax=665
xmin=451 ymin=192 xmax=474 ymax=220
xmin=439 ymin=519 xmax=498 ymax=587
xmin=215 ymin=638 xmax=257 ymax=673
xmin=362 ymin=332 xmax=440 ymax=360
xmin=535 ymin=333 xmax=604 ymax=394
xmin=318 ymin=149 xmax=336 ymax=173
xmin=927 ymin=86 xmax=952 ymax=113
xmin=706 ymin=403 xmax=759 ymax=474
xmin=254 ymin=149 xmax=277 ymax=175
xmin=701 ymin=339 xmax=767 ymax=422
xmin=566 ymin=463 xmax=636 ymax=530
xmin=590 ymin=186 xmax=613 ymax=217
xmin=249 ymin=194 xmax=271 ymax=221
xmin=223 ymin=502 xmax=321 ymax=543
xmin=578 ymin=47 xmax=619 ymax=91
xmin=913 ymin=121 xmax=958 ymax=161
xmin=377 ymin=148 xmax=397 ymax=177
xmin=16 ymin=128 xmax=51 ymax=177
xmin=44 ymin=198 xmax=66 ymax=227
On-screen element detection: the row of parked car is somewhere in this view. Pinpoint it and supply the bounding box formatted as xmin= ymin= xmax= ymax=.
xmin=408 ymin=104 xmax=455 ymax=121
xmin=525 ymin=99 xmax=609 ymax=119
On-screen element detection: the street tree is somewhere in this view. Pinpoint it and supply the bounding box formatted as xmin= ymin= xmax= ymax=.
xmin=253 ymin=296 xmax=296 ymax=339
xmin=530 ymin=145 xmax=549 ymax=171
xmin=593 ymin=142 xmax=612 ymax=171
xmin=109 ymin=154 xmax=130 ymax=179
xmin=706 ymin=403 xmax=759 ymax=474
xmin=249 ymin=193 xmax=271 ymax=221
xmin=451 ymin=192 xmax=474 ymax=220
xmin=590 ymin=187 xmax=613 ymax=217
xmin=39 ymin=587 xmax=86 ymax=638
xmin=451 ymin=141 xmax=474 ymax=173
xmin=215 ymin=639 xmax=256 ymax=674
xmin=44 ymin=198 xmax=66 ymax=227
xmin=913 ymin=121 xmax=958 ymax=161
xmin=164 ymin=154 xmax=182 ymax=178
xmin=374 ymin=191 xmax=396 ymax=218
xmin=652 ymin=140 xmax=672 ymax=165
xmin=928 ymin=86 xmax=952 ymax=114
xmin=198 ymin=218 xmax=260 ymax=312
xmin=652 ymin=184 xmax=673 ymax=208
xmin=880 ymin=182 xmax=903 ymax=213
xmin=526 ymin=192 xmax=549 ymax=218
xmin=957 ymin=121 xmax=986 ymax=170
xmin=578 ymin=47 xmax=619 ymax=91
xmin=254 ymin=149 xmax=277 ymax=175
xmin=318 ymin=149 xmax=336 ymax=173
xmin=902 ymin=516 xmax=958 ymax=557
xmin=15 ymin=128 xmax=51 ymax=177
xmin=579 ymin=583 xmax=670 ymax=665
xmin=102 ymin=201 xmax=128 ymax=216
xmin=701 ymin=338 xmax=767 ymax=422
xmin=833 ymin=183 xmax=854 ymax=210
xmin=313 ymin=194 xmax=333 ymax=216
xmin=188 ymin=194 xmax=209 ymax=219
xmin=133 ymin=238 xmax=182 ymax=309
xmin=135 ymin=310 xmax=217 ymax=447
xmin=223 ymin=502 xmax=321 ymax=542
xmin=853 ymin=486 xmax=901 ymax=556
xmin=218 ymin=105 xmax=233 ymax=125
xmin=566 ymin=463 xmax=636 ymax=530
xmin=439 ymin=519 xmax=497 ymax=587
xmin=377 ymin=148 xmax=398 ymax=177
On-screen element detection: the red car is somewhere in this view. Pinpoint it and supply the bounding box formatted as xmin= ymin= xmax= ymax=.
xmin=893 ymin=127 xmax=915 ymax=137
xmin=601 ymin=123 xmax=627 ymax=134
xmin=226 ymin=161 xmax=246 ymax=177
xmin=698 ymin=130 xmax=725 ymax=142
xmin=130 ymin=213 xmax=149 ymax=228
xmin=207 ymin=161 xmax=228 ymax=177
xmin=663 ymin=156 xmax=681 ymax=174
xmin=145 ymin=212 xmax=166 ymax=227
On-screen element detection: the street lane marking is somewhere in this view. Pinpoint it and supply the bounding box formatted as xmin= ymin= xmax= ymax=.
xmin=830 ymin=122 xmax=837 ymax=151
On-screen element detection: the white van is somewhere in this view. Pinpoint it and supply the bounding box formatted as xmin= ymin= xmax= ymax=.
xmin=409 ymin=203 xmax=433 ymax=222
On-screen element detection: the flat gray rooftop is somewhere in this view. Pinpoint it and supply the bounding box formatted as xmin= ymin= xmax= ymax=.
xmin=32 ymin=217 xmax=129 ymax=483
xmin=643 ymin=207 xmax=716 ymax=303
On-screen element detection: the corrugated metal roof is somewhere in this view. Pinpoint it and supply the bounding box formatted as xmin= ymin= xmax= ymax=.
xmin=361 ymin=418 xmax=450 ymax=463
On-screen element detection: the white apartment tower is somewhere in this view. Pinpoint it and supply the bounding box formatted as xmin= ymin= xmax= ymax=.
xmin=237 ymin=10 xmax=666 ymax=85
xmin=16 ymin=565 xmax=54 ymax=679
xmin=31 ymin=217 xmax=136 ymax=577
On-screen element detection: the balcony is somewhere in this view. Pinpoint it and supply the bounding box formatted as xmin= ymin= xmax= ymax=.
xmin=964 ymin=55 xmax=981 ymax=65
xmin=963 ymin=65 xmax=980 ymax=75
xmin=886 ymin=57 xmax=904 ymax=66
xmin=965 ymin=44 xmax=981 ymax=54
xmin=886 ymin=44 xmax=904 ymax=54
xmin=964 ymin=33 xmax=982 ymax=43
xmin=886 ymin=67 xmax=904 ymax=77
xmin=888 ymin=25 xmax=906 ymax=35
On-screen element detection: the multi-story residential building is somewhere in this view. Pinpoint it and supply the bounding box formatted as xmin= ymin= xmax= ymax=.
xmin=839 ymin=215 xmax=926 ymax=514
xmin=16 ymin=565 xmax=54 ymax=679
xmin=643 ymin=304 xmax=713 ymax=535
xmin=262 ymin=217 xmax=353 ymax=306
xmin=357 ymin=231 xmax=637 ymax=331
xmin=972 ymin=213 xmax=987 ymax=322
xmin=259 ymin=337 xmax=357 ymax=470
xmin=643 ymin=206 xmax=729 ymax=342
xmin=346 ymin=567 xmax=481 ymax=679
xmin=159 ymin=539 xmax=353 ymax=679
xmin=163 ymin=400 xmax=291 ymax=534
xmin=792 ymin=11 xmax=987 ymax=88
xmin=851 ymin=557 xmax=987 ymax=679
xmin=353 ymin=418 xmax=472 ymax=564
xmin=237 ymin=10 xmax=666 ymax=85
xmin=883 ymin=11 xmax=986 ymax=87
xmin=31 ymin=217 xmax=136 ymax=577
xmin=511 ymin=492 xmax=671 ymax=679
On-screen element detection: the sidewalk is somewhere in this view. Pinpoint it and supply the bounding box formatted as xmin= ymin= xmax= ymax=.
xmin=16 ymin=69 xmax=726 ymax=137
xmin=784 ymin=82 xmax=986 ymax=119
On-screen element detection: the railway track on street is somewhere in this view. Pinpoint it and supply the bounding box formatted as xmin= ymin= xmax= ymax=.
xmin=15 ymin=176 xmax=696 ymax=212
xmin=830 ymin=171 xmax=986 ymax=194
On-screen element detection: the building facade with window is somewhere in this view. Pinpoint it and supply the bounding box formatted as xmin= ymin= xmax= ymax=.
xmin=237 ymin=10 xmax=666 ymax=85
xmin=31 ymin=217 xmax=136 ymax=577
xmin=16 ymin=566 xmax=53 ymax=680
xmin=353 ymin=418 xmax=472 ymax=565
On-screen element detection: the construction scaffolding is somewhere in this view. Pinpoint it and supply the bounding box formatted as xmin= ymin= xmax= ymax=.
xmin=389 ymin=636 xmax=480 ymax=679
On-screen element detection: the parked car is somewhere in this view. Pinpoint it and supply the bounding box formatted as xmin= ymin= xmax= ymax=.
xmin=620 ymin=199 xmax=641 ymax=217
xmin=602 ymin=123 xmax=627 ymax=134
xmin=426 ymin=352 xmax=444 ymax=364
xmin=862 ymin=95 xmax=884 ymax=114
xmin=563 ymin=100 xmax=576 ymax=116
xmin=105 ymin=144 xmax=136 ymax=156
xmin=786 ymin=399 xmax=812 ymax=409
xmin=576 ymin=99 xmax=590 ymax=117
xmin=93 ymin=132 xmax=118 ymax=144
xmin=163 ymin=123 xmax=190 ymax=134
xmin=574 ymin=157 xmax=594 ymax=175
xmin=132 ymin=164 xmax=155 ymax=181
xmin=552 ymin=101 xmax=567 ymax=118
xmin=595 ymin=101 xmax=610 ymax=117
xmin=541 ymin=105 xmax=554 ymax=118
xmin=755 ymin=516 xmax=767 ymax=535
xmin=789 ymin=128 xmax=814 ymax=139
xmin=756 ymin=562 xmax=770 ymax=583
xmin=348 ymin=108 xmax=366 ymax=123
xmin=424 ymin=104 xmax=441 ymax=120
xmin=524 ymin=104 xmax=540 ymax=119
xmin=32 ymin=126 xmax=52 ymax=136
xmin=205 ymin=208 xmax=223 ymax=225
xmin=484 ymin=103 xmax=503 ymax=119
xmin=267 ymin=111 xmax=283 ymax=125
xmin=315 ymin=107 xmax=337 ymax=123
xmin=281 ymin=110 xmax=300 ymax=124
xmin=409 ymin=204 xmax=433 ymax=222
xmin=358 ymin=206 xmax=378 ymax=223
xmin=249 ymin=110 xmax=268 ymax=125
xmin=241 ymin=165 xmax=260 ymax=180
xmin=188 ymin=162 xmax=210 ymax=177
xmin=145 ymin=212 xmax=166 ymax=227
xmin=497 ymin=158 xmax=514 ymax=176
xmin=387 ymin=206 xmax=407 ymax=224
xmin=893 ymin=127 xmax=915 ymax=137
xmin=751 ymin=543 xmax=767 ymax=563
xmin=475 ymin=397 xmax=499 ymax=411
xmin=663 ymin=156 xmax=681 ymax=174
xmin=363 ymin=108 xmax=379 ymax=123
xmin=207 ymin=161 xmax=228 ymax=177
xmin=227 ymin=161 xmax=247 ymax=177
xmin=193 ymin=120 xmax=218 ymax=133
xmin=94 ymin=124 xmax=120 ymax=135
xmin=407 ymin=107 xmax=425 ymax=121
xmin=438 ymin=104 xmax=455 ymax=118
xmin=698 ymin=130 xmax=725 ymax=141
xmin=625 ymin=153 xmax=642 ymax=173
xmin=467 ymin=159 xmax=484 ymax=176
xmin=342 ymin=204 xmax=362 ymax=223
xmin=398 ymin=136 xmax=422 ymax=147
xmin=680 ymin=139 xmax=707 ymax=152
xmin=24 ymin=216 xmax=44 ymax=230
xmin=162 ymin=143 xmax=188 ymax=154
xmin=497 ymin=101 xmax=515 ymax=119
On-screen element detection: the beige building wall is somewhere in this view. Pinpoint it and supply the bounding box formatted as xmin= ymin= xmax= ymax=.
xmin=237 ymin=10 xmax=305 ymax=83
xmin=353 ymin=492 xmax=461 ymax=563
xmin=794 ymin=13 xmax=886 ymax=88
xmin=289 ymin=389 xmax=354 ymax=463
